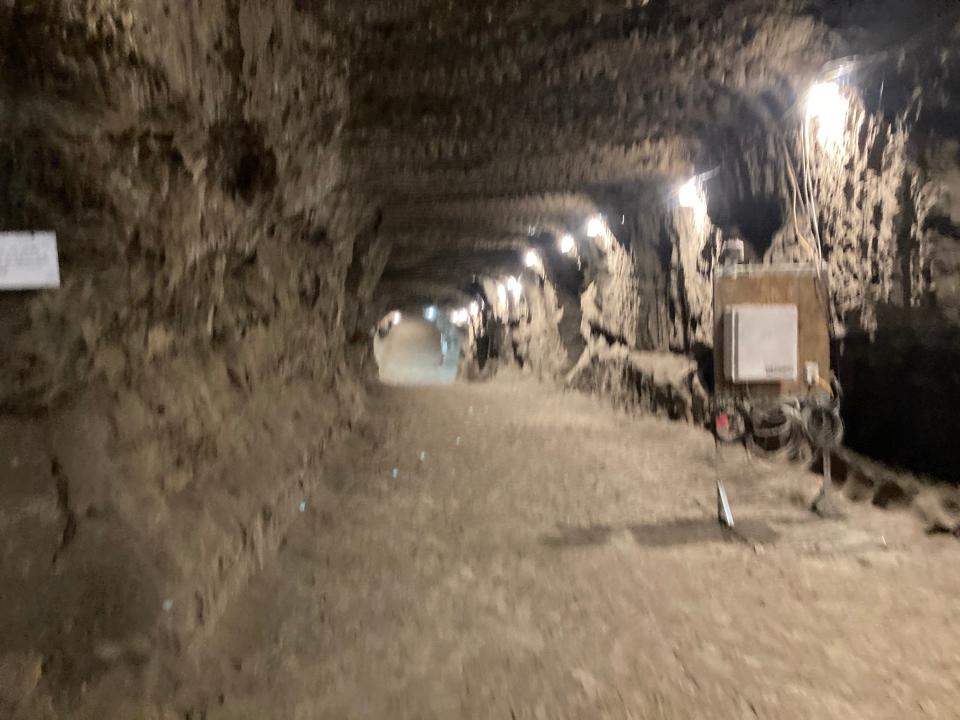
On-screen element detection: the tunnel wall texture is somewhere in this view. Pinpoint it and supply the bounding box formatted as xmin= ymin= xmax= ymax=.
xmin=3 ymin=0 xmax=960 ymax=713
xmin=0 ymin=2 xmax=385 ymax=710
xmin=466 ymin=95 xmax=960 ymax=481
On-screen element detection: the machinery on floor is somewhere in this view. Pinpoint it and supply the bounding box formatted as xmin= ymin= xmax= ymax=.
xmin=711 ymin=248 xmax=844 ymax=515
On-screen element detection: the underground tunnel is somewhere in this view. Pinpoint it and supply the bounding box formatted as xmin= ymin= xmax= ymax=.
xmin=3 ymin=1 xmax=960 ymax=717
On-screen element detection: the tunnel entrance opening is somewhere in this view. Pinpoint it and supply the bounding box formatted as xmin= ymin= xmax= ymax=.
xmin=373 ymin=311 xmax=461 ymax=386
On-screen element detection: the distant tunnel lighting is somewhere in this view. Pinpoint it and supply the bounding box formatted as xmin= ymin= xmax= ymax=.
xmin=806 ymin=81 xmax=849 ymax=152
xmin=391 ymin=310 xmax=402 ymax=324
xmin=507 ymin=275 xmax=522 ymax=301
xmin=524 ymin=249 xmax=540 ymax=268
xmin=424 ymin=305 xmax=438 ymax=321
xmin=586 ymin=216 xmax=605 ymax=238
xmin=497 ymin=282 xmax=507 ymax=305
xmin=559 ymin=234 xmax=576 ymax=255
xmin=468 ymin=300 xmax=480 ymax=318
xmin=450 ymin=308 xmax=469 ymax=325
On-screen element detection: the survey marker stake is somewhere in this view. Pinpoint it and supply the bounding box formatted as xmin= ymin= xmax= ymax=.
xmin=717 ymin=478 xmax=735 ymax=528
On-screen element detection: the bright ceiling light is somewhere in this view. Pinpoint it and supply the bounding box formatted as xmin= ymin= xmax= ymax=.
xmin=450 ymin=308 xmax=468 ymax=326
xmin=391 ymin=310 xmax=402 ymax=324
xmin=424 ymin=305 xmax=437 ymax=321
xmin=507 ymin=276 xmax=522 ymax=301
xmin=806 ymin=82 xmax=849 ymax=151
xmin=468 ymin=301 xmax=480 ymax=318
xmin=524 ymin=249 xmax=540 ymax=268
xmin=678 ymin=177 xmax=707 ymax=228
xmin=586 ymin=216 xmax=605 ymax=238
xmin=678 ymin=178 xmax=703 ymax=209
xmin=559 ymin=234 xmax=576 ymax=255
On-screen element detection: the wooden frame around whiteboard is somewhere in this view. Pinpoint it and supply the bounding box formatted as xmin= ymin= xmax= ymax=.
xmin=713 ymin=264 xmax=831 ymax=401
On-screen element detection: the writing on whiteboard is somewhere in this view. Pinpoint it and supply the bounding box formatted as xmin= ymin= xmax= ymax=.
xmin=0 ymin=232 xmax=61 ymax=290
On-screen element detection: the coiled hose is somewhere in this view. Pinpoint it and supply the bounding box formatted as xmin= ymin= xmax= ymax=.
xmin=802 ymin=403 xmax=845 ymax=450
xmin=746 ymin=403 xmax=809 ymax=462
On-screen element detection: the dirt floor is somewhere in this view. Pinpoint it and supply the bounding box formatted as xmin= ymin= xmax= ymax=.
xmin=171 ymin=375 xmax=960 ymax=720
xmin=374 ymin=318 xmax=461 ymax=386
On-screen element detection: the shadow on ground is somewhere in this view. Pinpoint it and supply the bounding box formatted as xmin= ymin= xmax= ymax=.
xmin=540 ymin=517 xmax=781 ymax=549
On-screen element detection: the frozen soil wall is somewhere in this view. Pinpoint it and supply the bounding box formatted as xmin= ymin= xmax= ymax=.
xmin=3 ymin=0 xmax=960 ymax=714
xmin=0 ymin=2 xmax=383 ymax=712
xmin=474 ymin=106 xmax=960 ymax=486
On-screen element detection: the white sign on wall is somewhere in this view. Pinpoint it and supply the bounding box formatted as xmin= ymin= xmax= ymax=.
xmin=0 ymin=232 xmax=61 ymax=290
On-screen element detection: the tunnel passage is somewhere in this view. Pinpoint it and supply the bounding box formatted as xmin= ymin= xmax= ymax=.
xmin=839 ymin=307 xmax=960 ymax=483
xmin=3 ymin=0 xmax=960 ymax=717
xmin=374 ymin=313 xmax=461 ymax=385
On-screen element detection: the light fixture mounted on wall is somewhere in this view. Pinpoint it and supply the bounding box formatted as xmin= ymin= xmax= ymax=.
xmin=678 ymin=177 xmax=708 ymax=228
xmin=507 ymin=276 xmax=522 ymax=301
xmin=559 ymin=234 xmax=576 ymax=255
xmin=586 ymin=216 xmax=605 ymax=238
xmin=806 ymin=81 xmax=849 ymax=153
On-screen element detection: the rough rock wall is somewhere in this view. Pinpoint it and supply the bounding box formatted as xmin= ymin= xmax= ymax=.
xmin=466 ymin=87 xmax=957 ymax=482
xmin=472 ymin=275 xmax=568 ymax=381
xmin=837 ymin=130 xmax=960 ymax=481
xmin=0 ymin=2 xmax=381 ymax=712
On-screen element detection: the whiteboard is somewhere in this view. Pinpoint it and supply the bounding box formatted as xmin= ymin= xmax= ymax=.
xmin=0 ymin=232 xmax=61 ymax=290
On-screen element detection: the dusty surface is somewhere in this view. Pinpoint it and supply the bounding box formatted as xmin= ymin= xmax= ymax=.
xmin=374 ymin=318 xmax=460 ymax=386
xmin=172 ymin=376 xmax=960 ymax=719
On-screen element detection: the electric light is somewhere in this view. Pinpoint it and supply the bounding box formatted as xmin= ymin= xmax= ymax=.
xmin=507 ymin=276 xmax=522 ymax=301
xmin=468 ymin=301 xmax=480 ymax=317
xmin=524 ymin=249 xmax=540 ymax=268
xmin=559 ymin=234 xmax=576 ymax=255
xmin=586 ymin=216 xmax=604 ymax=238
xmin=678 ymin=178 xmax=702 ymax=209
xmin=391 ymin=310 xmax=401 ymax=324
xmin=450 ymin=308 xmax=469 ymax=326
xmin=424 ymin=305 xmax=437 ymax=321
xmin=497 ymin=283 xmax=507 ymax=305
xmin=678 ymin=177 xmax=707 ymax=228
xmin=806 ymin=82 xmax=849 ymax=152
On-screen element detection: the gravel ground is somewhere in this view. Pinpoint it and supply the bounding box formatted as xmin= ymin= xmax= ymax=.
xmin=186 ymin=376 xmax=960 ymax=719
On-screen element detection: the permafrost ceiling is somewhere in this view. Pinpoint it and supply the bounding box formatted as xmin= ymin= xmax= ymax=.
xmin=323 ymin=0 xmax=960 ymax=307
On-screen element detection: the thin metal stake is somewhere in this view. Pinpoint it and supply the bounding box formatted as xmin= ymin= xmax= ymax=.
xmin=717 ymin=478 xmax=735 ymax=528
xmin=822 ymin=450 xmax=832 ymax=501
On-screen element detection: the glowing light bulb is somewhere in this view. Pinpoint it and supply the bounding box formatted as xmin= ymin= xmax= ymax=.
xmin=497 ymin=283 xmax=507 ymax=305
xmin=678 ymin=178 xmax=701 ymax=209
xmin=678 ymin=177 xmax=707 ymax=228
xmin=559 ymin=234 xmax=576 ymax=255
xmin=507 ymin=276 xmax=522 ymax=301
xmin=587 ymin=216 xmax=604 ymax=238
xmin=424 ymin=305 xmax=437 ymax=321
xmin=524 ymin=249 xmax=540 ymax=268
xmin=468 ymin=301 xmax=480 ymax=318
xmin=806 ymin=82 xmax=849 ymax=152
xmin=391 ymin=311 xmax=402 ymax=324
